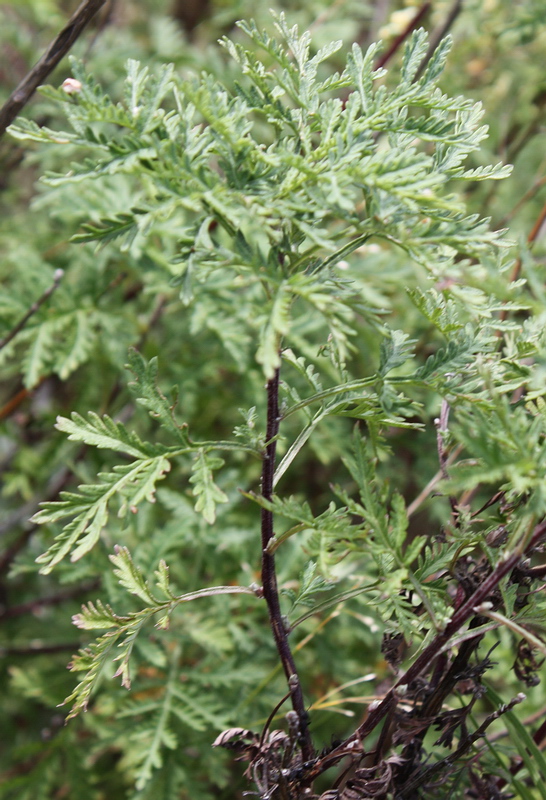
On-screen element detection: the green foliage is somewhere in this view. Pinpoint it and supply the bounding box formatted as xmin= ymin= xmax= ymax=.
xmin=2 ymin=2 xmax=546 ymax=799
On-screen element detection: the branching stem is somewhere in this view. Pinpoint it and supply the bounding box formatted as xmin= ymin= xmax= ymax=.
xmin=0 ymin=269 xmax=64 ymax=352
xmin=260 ymin=368 xmax=314 ymax=764
xmin=0 ymin=0 xmax=107 ymax=138
xmin=307 ymin=518 xmax=546 ymax=780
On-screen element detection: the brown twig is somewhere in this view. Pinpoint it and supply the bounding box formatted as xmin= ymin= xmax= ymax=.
xmin=496 ymin=174 xmax=546 ymax=228
xmin=435 ymin=399 xmax=459 ymax=520
xmin=374 ymin=3 xmax=431 ymax=70
xmin=0 ymin=642 xmax=80 ymax=657
xmin=0 ymin=467 xmax=73 ymax=576
xmin=402 ymin=692 xmax=525 ymax=795
xmin=0 ymin=385 xmax=36 ymax=421
xmin=511 ymin=196 xmax=546 ymax=282
xmin=415 ymin=0 xmax=463 ymax=81
xmin=260 ymin=368 xmax=314 ymax=765
xmin=0 ymin=580 xmax=100 ymax=622
xmin=306 ymin=518 xmax=546 ymax=781
xmin=0 ymin=0 xmax=107 ymax=138
xmin=406 ymin=444 xmax=463 ymax=518
xmin=482 ymin=704 xmax=546 ymax=745
xmin=498 ymin=196 xmax=546 ymax=326
xmin=0 ymin=269 xmax=64 ymax=352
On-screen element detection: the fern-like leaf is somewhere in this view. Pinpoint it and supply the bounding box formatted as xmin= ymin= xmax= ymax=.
xmin=127 ymin=348 xmax=189 ymax=444
xmin=33 ymin=456 xmax=171 ymax=572
xmin=189 ymin=450 xmax=228 ymax=524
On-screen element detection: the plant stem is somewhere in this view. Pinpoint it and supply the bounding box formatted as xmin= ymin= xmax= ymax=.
xmin=0 ymin=0 xmax=107 ymax=138
xmin=374 ymin=2 xmax=432 ymax=70
xmin=0 ymin=269 xmax=64 ymax=352
xmin=498 ymin=195 xmax=546 ymax=324
xmin=260 ymin=367 xmax=314 ymax=764
xmin=0 ymin=580 xmax=100 ymax=621
xmin=307 ymin=518 xmax=546 ymax=780
xmin=415 ymin=0 xmax=463 ymax=81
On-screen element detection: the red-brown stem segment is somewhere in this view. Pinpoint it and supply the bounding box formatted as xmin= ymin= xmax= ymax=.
xmin=260 ymin=368 xmax=314 ymax=764
xmin=374 ymin=3 xmax=431 ymax=70
xmin=307 ymin=519 xmax=546 ymax=780
xmin=499 ymin=196 xmax=546 ymax=324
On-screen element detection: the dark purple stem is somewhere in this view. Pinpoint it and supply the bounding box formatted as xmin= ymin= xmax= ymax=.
xmin=261 ymin=368 xmax=314 ymax=764
xmin=0 ymin=0 xmax=107 ymax=138
xmin=308 ymin=519 xmax=546 ymax=779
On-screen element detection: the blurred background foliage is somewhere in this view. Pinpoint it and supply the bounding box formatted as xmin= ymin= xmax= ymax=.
xmin=0 ymin=1 xmax=545 ymax=798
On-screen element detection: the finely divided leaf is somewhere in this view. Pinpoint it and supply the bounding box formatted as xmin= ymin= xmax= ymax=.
xmin=379 ymin=329 xmax=415 ymax=376
xmin=127 ymin=348 xmax=189 ymax=444
xmin=33 ymin=456 xmax=171 ymax=572
xmin=56 ymin=411 xmax=160 ymax=458
xmin=110 ymin=545 xmax=159 ymax=606
xmin=189 ymin=450 xmax=228 ymax=524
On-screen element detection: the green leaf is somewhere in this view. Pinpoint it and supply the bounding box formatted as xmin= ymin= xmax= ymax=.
xmin=256 ymin=281 xmax=292 ymax=378
xmin=126 ymin=349 xmax=189 ymax=444
xmin=378 ymin=329 xmax=415 ymax=376
xmin=109 ymin=545 xmax=159 ymax=606
xmin=71 ymin=209 xmax=145 ymax=249
xmin=189 ymin=450 xmax=228 ymax=524
xmin=56 ymin=411 xmax=160 ymax=458
xmin=33 ymin=456 xmax=171 ymax=572
xmin=399 ymin=28 xmax=430 ymax=87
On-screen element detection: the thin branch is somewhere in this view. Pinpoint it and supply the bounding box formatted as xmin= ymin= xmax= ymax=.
xmin=365 ymin=0 xmax=391 ymax=48
xmin=435 ymin=399 xmax=459 ymax=520
xmin=512 ymin=195 xmax=546 ymax=281
xmin=306 ymin=518 xmax=546 ymax=781
xmin=0 ymin=385 xmax=37 ymax=421
xmin=407 ymin=444 xmax=463 ymax=517
xmin=0 ymin=269 xmax=64 ymax=352
xmin=482 ymin=704 xmax=546 ymax=745
xmin=374 ymin=3 xmax=432 ymax=70
xmin=401 ymin=692 xmax=525 ymax=794
xmin=0 ymin=466 xmax=73 ymax=576
xmin=0 ymin=0 xmax=107 ymax=138
xmin=0 ymin=642 xmax=80 ymax=657
xmin=415 ymin=0 xmax=463 ymax=81
xmin=498 ymin=195 xmax=546 ymax=327
xmin=260 ymin=368 xmax=314 ymax=765
xmin=495 ymin=704 xmax=546 ymax=792
xmin=496 ymin=174 xmax=546 ymax=228
xmin=0 ymin=580 xmax=100 ymax=622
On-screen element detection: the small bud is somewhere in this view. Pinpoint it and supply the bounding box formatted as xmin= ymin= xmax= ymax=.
xmin=286 ymin=710 xmax=299 ymax=731
xmin=474 ymin=601 xmax=493 ymax=613
xmin=62 ymin=78 xmax=82 ymax=95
